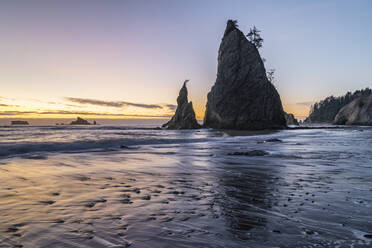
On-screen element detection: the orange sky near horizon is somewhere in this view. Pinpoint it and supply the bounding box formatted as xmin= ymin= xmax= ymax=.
xmin=0 ymin=94 xmax=311 ymax=121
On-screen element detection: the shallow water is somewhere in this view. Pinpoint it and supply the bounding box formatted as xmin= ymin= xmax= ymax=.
xmin=0 ymin=125 xmax=371 ymax=247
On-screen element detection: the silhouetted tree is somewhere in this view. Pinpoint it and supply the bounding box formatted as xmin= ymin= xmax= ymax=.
xmin=267 ymin=69 xmax=275 ymax=83
xmin=247 ymin=26 xmax=263 ymax=49
xmin=228 ymin=19 xmax=239 ymax=28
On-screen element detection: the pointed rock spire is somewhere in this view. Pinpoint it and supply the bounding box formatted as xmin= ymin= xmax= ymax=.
xmin=177 ymin=80 xmax=189 ymax=106
xmin=162 ymin=80 xmax=201 ymax=129
xmin=204 ymin=20 xmax=286 ymax=130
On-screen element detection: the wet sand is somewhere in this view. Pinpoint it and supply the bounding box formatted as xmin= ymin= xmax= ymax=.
xmin=0 ymin=127 xmax=372 ymax=247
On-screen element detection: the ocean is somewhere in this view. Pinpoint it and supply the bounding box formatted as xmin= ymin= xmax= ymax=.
xmin=0 ymin=123 xmax=371 ymax=247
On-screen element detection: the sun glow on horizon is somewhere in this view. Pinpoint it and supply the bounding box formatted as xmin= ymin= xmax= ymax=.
xmin=0 ymin=96 xmax=177 ymax=120
xmin=0 ymin=94 xmax=311 ymax=121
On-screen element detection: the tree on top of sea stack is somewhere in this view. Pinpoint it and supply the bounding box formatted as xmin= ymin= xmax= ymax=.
xmin=204 ymin=20 xmax=286 ymax=130
xmin=162 ymin=80 xmax=201 ymax=129
xmin=230 ymin=19 xmax=239 ymax=28
xmin=246 ymin=26 xmax=264 ymax=49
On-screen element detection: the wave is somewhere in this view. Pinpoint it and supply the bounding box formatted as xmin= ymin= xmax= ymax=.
xmin=3 ymin=125 xmax=366 ymax=160
xmin=0 ymin=137 xmax=212 ymax=159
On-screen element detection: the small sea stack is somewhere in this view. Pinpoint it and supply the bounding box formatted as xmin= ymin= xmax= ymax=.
xmin=284 ymin=112 xmax=299 ymax=126
xmin=162 ymin=80 xmax=201 ymax=129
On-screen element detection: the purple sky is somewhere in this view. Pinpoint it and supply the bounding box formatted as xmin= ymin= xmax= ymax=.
xmin=1 ymin=0 xmax=371 ymax=119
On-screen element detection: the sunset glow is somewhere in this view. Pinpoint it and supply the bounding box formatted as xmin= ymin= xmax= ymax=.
xmin=1 ymin=1 xmax=371 ymax=121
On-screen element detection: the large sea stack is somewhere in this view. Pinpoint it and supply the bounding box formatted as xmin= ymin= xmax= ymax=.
xmin=204 ymin=20 xmax=286 ymax=130
xmin=333 ymin=94 xmax=372 ymax=125
xmin=162 ymin=80 xmax=201 ymax=129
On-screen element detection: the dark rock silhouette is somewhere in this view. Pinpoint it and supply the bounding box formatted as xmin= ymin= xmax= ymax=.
xmin=11 ymin=120 xmax=29 ymax=125
xmin=333 ymin=94 xmax=372 ymax=125
xmin=284 ymin=112 xmax=299 ymax=126
xmin=204 ymin=20 xmax=286 ymax=130
xmin=70 ymin=117 xmax=92 ymax=125
xmin=304 ymin=87 xmax=372 ymax=123
xmin=162 ymin=80 xmax=201 ymax=129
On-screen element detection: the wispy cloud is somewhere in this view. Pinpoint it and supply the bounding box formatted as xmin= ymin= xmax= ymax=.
xmin=46 ymin=101 xmax=83 ymax=108
xmin=296 ymin=101 xmax=313 ymax=106
xmin=0 ymin=110 xmax=171 ymax=118
xmin=165 ymin=104 xmax=177 ymax=111
xmin=0 ymin=104 xmax=20 ymax=107
xmin=65 ymin=97 xmax=163 ymax=109
xmin=0 ymin=111 xmax=36 ymax=115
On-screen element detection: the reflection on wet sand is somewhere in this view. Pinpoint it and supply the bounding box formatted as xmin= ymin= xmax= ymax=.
xmin=0 ymin=128 xmax=372 ymax=247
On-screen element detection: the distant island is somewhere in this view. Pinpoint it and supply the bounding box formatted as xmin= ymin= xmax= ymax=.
xmin=56 ymin=117 xmax=97 ymax=125
xmin=70 ymin=117 xmax=96 ymax=125
xmin=11 ymin=120 xmax=29 ymax=125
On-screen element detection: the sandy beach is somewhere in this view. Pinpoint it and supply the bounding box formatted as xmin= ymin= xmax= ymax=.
xmin=0 ymin=126 xmax=371 ymax=247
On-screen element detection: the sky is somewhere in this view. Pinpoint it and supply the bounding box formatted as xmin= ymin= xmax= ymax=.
xmin=1 ymin=0 xmax=372 ymax=121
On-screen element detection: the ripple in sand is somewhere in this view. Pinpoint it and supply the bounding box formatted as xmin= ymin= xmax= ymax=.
xmin=142 ymin=195 xmax=151 ymax=200
xmin=161 ymin=217 xmax=174 ymax=222
xmin=39 ymin=200 xmax=55 ymax=205
xmin=120 ymin=198 xmax=133 ymax=204
xmin=85 ymin=199 xmax=107 ymax=208
xmin=6 ymin=226 xmax=19 ymax=233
